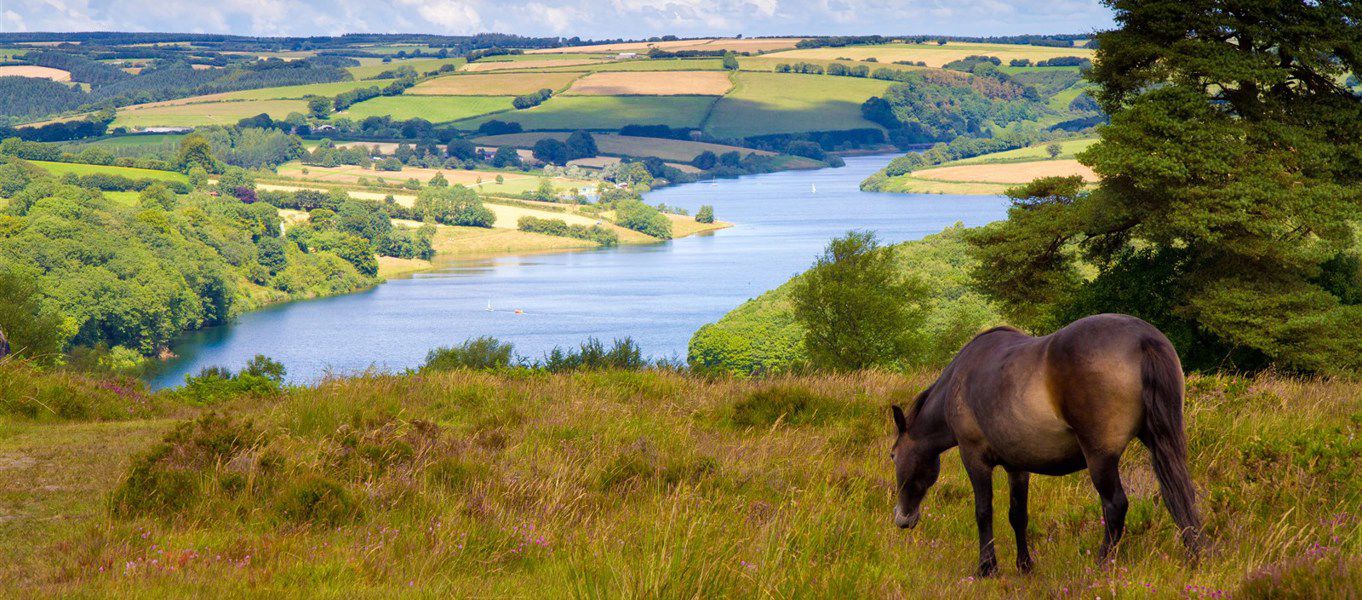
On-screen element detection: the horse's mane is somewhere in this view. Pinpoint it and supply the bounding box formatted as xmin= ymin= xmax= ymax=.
xmin=972 ymin=325 xmax=1025 ymax=341
xmin=904 ymin=383 xmax=935 ymax=427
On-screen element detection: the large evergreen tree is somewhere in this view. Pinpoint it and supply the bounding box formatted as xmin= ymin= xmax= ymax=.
xmin=967 ymin=0 xmax=1362 ymax=373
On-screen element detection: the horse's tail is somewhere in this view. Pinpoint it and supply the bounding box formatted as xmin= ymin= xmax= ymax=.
xmin=1139 ymin=336 xmax=1202 ymax=553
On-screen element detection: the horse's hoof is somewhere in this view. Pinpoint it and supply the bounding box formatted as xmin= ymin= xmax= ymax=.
xmin=1018 ymin=557 xmax=1035 ymax=574
xmin=976 ymin=562 xmax=999 ymax=578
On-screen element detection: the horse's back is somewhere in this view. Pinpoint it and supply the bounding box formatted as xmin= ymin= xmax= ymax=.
xmin=949 ymin=314 xmax=1175 ymax=472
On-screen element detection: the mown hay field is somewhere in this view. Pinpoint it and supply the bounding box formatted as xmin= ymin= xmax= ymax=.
xmin=473 ymin=132 xmax=770 ymax=162
xmin=111 ymin=99 xmax=309 ymax=128
xmin=951 ymin=138 xmax=1099 ymax=165
xmin=461 ymin=59 xmax=607 ymax=73
xmin=704 ymin=72 xmax=892 ymax=138
xmin=911 ymin=159 xmax=1098 ymax=184
xmin=457 ymin=95 xmax=717 ymax=131
xmin=0 ymin=364 xmax=1357 ymax=597
xmin=528 ymin=37 xmax=806 ymax=54
xmin=531 ymin=58 xmax=726 ymax=73
xmin=407 ymin=72 xmax=582 ymax=96
xmin=564 ymin=71 xmax=733 ymax=96
xmin=766 ymin=41 xmax=1095 ymax=68
xmin=217 ymin=80 xmax=395 ymax=101
xmin=0 ymin=65 xmax=71 ymax=81
xmin=338 ymin=95 xmax=514 ymax=123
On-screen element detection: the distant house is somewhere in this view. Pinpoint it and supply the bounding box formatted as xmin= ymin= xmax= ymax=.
xmin=137 ymin=126 xmax=193 ymax=134
xmin=616 ymin=52 xmax=638 ymax=60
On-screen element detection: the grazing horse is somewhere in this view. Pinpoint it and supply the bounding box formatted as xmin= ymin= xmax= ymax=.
xmin=889 ymin=314 xmax=1201 ymax=576
xmin=0 ymin=326 xmax=8 ymax=359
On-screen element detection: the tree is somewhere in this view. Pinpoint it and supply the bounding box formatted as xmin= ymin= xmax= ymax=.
xmin=0 ymin=266 xmax=72 ymax=364
xmin=967 ymin=0 xmax=1362 ymax=374
xmin=695 ymin=205 xmax=715 ymax=224
xmin=177 ymin=134 xmax=219 ymax=173
xmin=138 ymin=183 xmax=176 ymax=211
xmin=307 ymin=96 xmax=333 ymax=119
xmin=722 ymin=52 xmax=739 ymax=70
xmin=490 ymin=146 xmax=522 ymax=169
xmin=1045 ymin=142 xmax=1062 ymax=159
xmin=413 ymin=185 xmax=495 ymax=227
xmin=428 ymin=172 xmax=449 ymax=187
xmin=789 ymin=231 xmax=927 ymax=371
xmin=565 ymin=130 xmax=598 ymax=160
xmin=446 ymin=139 xmax=476 ymax=161
xmin=532 ymin=138 xmax=569 ymax=165
xmin=691 ymin=151 xmax=717 ymax=170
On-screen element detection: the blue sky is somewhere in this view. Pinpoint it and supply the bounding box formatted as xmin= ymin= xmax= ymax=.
xmin=0 ymin=0 xmax=1114 ymax=38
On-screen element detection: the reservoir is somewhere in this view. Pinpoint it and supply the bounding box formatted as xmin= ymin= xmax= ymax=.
xmin=151 ymin=154 xmax=1009 ymax=387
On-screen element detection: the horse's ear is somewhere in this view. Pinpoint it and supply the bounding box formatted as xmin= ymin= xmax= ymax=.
xmin=891 ymin=404 xmax=907 ymax=434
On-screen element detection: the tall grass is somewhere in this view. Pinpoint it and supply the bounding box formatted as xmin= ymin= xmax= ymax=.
xmin=3 ymin=369 xmax=1359 ymax=597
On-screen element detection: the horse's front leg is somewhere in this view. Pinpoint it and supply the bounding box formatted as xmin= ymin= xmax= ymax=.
xmin=1008 ymin=470 xmax=1034 ymax=573
xmin=963 ymin=454 xmax=998 ymax=577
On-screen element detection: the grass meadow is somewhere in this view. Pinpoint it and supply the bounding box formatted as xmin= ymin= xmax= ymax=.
xmin=704 ymin=72 xmax=891 ymax=138
xmin=531 ymin=58 xmax=726 ymax=73
xmin=457 ymin=95 xmax=717 ymax=131
xmin=338 ymin=95 xmax=515 ymax=123
xmin=29 ymin=160 xmax=189 ymax=183
xmin=217 ymin=80 xmax=395 ymax=101
xmin=407 ymin=72 xmax=583 ymax=95
xmin=473 ymin=132 xmax=769 ymax=162
xmin=347 ymin=58 xmax=467 ymax=80
xmin=0 ymin=362 xmax=1357 ymax=597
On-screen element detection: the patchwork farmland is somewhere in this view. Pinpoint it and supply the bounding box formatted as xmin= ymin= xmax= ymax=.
xmin=564 ymin=71 xmax=733 ymax=95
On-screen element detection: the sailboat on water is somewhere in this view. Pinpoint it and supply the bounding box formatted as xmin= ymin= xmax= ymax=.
xmin=811 ymin=183 xmax=817 ymax=194
xmin=485 ymin=300 xmax=493 ymax=312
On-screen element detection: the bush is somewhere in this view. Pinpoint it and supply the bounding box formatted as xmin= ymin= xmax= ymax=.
xmin=613 ymin=199 xmax=672 ymax=239
xmin=176 ymin=357 xmax=286 ymax=404
xmin=422 ymin=336 xmax=515 ymax=371
xmin=695 ymin=205 xmax=715 ymax=224
xmin=110 ymin=413 xmax=262 ymax=519
xmin=518 ymin=216 xmax=619 ymax=247
xmin=512 ymin=88 xmax=553 ymax=110
xmin=273 ymin=475 xmax=360 ymax=526
xmin=543 ymin=337 xmax=646 ymax=372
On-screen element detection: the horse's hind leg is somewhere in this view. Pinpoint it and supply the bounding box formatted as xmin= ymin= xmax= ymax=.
xmin=1008 ymin=470 xmax=1034 ymax=573
xmin=1083 ymin=450 xmax=1128 ymax=561
xmin=962 ymin=452 xmax=999 ymax=577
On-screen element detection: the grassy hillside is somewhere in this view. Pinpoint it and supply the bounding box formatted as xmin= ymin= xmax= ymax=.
xmin=337 ymin=95 xmax=516 ymax=122
xmin=29 ymin=160 xmax=189 ymax=183
xmin=112 ymin=99 xmax=309 ymax=129
xmin=457 ymin=95 xmax=718 ymax=131
xmin=1 ymin=360 xmax=1357 ymax=597
xmin=704 ymin=72 xmax=891 ymax=138
xmin=689 ymin=225 xmax=1002 ymax=376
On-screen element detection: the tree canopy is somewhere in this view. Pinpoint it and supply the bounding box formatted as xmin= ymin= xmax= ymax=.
xmin=967 ymin=0 xmax=1362 ymax=374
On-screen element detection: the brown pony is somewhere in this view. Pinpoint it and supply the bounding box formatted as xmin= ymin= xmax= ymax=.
xmin=890 ymin=314 xmax=1201 ymax=576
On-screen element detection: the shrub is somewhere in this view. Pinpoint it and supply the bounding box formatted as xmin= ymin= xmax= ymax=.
xmin=512 ymin=88 xmax=553 ymax=110
xmin=423 ymin=336 xmax=515 ymax=371
xmin=613 ymin=199 xmax=672 ymax=239
xmin=543 ymin=337 xmax=646 ymax=372
xmin=110 ymin=413 xmax=262 ymax=519
xmin=273 ymin=474 xmax=360 ymax=526
xmin=517 ymin=216 xmax=619 ymax=247
xmin=695 ymin=205 xmax=715 ymax=224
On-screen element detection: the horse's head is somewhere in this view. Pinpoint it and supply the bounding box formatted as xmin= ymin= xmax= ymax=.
xmin=890 ymin=402 xmax=940 ymax=529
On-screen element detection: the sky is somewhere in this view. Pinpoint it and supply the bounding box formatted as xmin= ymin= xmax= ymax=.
xmin=0 ymin=0 xmax=1114 ymax=39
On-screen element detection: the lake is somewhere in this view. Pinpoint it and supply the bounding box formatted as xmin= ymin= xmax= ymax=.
xmin=150 ymin=154 xmax=1010 ymax=388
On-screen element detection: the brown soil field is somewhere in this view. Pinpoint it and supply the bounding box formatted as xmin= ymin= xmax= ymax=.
xmin=910 ymin=159 xmax=1098 ymax=184
xmin=408 ymin=72 xmax=582 ymax=95
xmin=564 ymin=71 xmax=733 ymax=96
xmin=0 ymin=65 xmax=71 ymax=81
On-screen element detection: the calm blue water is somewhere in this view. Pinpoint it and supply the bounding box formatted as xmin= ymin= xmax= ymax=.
xmin=150 ymin=154 xmax=1009 ymax=388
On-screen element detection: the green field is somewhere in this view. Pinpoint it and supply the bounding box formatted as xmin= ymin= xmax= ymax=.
xmin=219 ymin=80 xmax=390 ymax=101
xmin=338 ymin=95 xmax=515 ymax=122
xmin=1047 ymin=83 xmax=1097 ymax=112
xmin=112 ymin=99 xmax=308 ymax=128
xmin=457 ymin=95 xmax=717 ymax=131
xmin=474 ymin=132 xmax=769 ymax=162
xmin=30 ymin=160 xmax=189 ymax=183
xmin=347 ymin=57 xmax=467 ymax=80
xmin=952 ymin=138 xmax=1099 ymax=164
xmin=478 ymin=53 xmax=608 ymax=62
xmin=704 ymin=72 xmax=892 ymax=138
